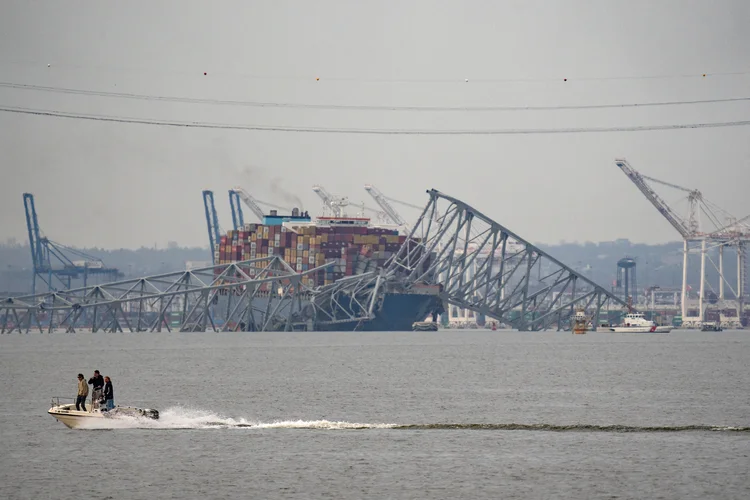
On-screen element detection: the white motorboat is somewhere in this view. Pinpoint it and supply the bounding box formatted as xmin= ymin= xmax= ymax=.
xmin=48 ymin=397 xmax=159 ymax=429
xmin=609 ymin=312 xmax=672 ymax=333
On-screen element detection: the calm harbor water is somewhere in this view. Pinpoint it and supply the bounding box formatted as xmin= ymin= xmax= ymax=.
xmin=1 ymin=329 xmax=748 ymax=499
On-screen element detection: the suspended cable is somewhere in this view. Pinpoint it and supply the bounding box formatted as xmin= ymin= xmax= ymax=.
xmin=1 ymin=81 xmax=749 ymax=112
xmin=3 ymin=59 xmax=750 ymax=82
xmin=385 ymin=197 xmax=425 ymax=210
xmin=2 ymin=105 xmax=749 ymax=135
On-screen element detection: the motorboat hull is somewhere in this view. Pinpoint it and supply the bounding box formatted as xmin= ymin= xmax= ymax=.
xmin=48 ymin=403 xmax=159 ymax=429
xmin=609 ymin=326 xmax=657 ymax=333
xmin=48 ymin=408 xmax=103 ymax=429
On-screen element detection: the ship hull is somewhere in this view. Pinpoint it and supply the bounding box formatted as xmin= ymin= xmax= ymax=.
xmin=321 ymin=292 xmax=443 ymax=332
xmin=609 ymin=326 xmax=658 ymax=333
xmin=213 ymin=291 xmax=443 ymax=332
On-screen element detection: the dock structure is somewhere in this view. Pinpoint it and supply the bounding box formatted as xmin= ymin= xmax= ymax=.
xmin=614 ymin=158 xmax=749 ymax=329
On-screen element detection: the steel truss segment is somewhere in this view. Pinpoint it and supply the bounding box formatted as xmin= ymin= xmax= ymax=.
xmin=386 ymin=189 xmax=628 ymax=330
xmin=0 ymin=257 xmax=332 ymax=333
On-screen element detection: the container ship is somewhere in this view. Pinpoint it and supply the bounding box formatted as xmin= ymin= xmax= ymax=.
xmin=214 ymin=208 xmax=443 ymax=331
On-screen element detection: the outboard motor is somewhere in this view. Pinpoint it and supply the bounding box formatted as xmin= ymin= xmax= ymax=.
xmin=140 ymin=408 xmax=159 ymax=420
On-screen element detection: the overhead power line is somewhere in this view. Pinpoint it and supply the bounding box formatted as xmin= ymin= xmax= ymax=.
xmin=1 ymin=81 xmax=749 ymax=112
xmin=2 ymin=59 xmax=750 ymax=82
xmin=2 ymin=105 xmax=749 ymax=135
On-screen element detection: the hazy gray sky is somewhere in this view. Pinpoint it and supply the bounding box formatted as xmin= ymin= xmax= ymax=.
xmin=1 ymin=0 xmax=748 ymax=249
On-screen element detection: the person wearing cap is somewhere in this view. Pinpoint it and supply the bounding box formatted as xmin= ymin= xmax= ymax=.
xmin=88 ymin=370 xmax=104 ymax=409
xmin=76 ymin=373 xmax=89 ymax=411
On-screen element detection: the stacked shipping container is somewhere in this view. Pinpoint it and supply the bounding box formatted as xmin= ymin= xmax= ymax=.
xmin=214 ymin=221 xmax=411 ymax=289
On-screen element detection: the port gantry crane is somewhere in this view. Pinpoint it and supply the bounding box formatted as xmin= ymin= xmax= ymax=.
xmin=22 ymin=193 xmax=120 ymax=294
xmin=614 ymin=158 xmax=749 ymax=328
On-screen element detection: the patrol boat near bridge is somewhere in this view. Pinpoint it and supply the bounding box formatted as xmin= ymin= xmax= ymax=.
xmin=609 ymin=311 xmax=672 ymax=333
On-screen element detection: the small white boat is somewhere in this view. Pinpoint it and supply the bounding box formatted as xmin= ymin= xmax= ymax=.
xmin=609 ymin=312 xmax=671 ymax=333
xmin=48 ymin=397 xmax=159 ymax=429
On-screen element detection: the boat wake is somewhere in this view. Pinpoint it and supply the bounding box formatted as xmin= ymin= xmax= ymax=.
xmin=73 ymin=407 xmax=749 ymax=433
xmin=396 ymin=423 xmax=750 ymax=433
xmin=75 ymin=407 xmax=396 ymax=430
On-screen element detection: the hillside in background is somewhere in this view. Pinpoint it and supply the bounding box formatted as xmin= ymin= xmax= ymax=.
xmin=0 ymin=243 xmax=209 ymax=294
xmin=0 ymin=239 xmax=736 ymax=298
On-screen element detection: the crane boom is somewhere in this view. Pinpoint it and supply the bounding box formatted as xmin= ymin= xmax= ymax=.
xmin=312 ymin=185 xmax=348 ymax=217
xmin=23 ymin=193 xmax=47 ymax=273
xmin=614 ymin=158 xmax=694 ymax=239
xmin=202 ymin=190 xmax=222 ymax=261
xmin=228 ymin=190 xmax=245 ymax=230
xmin=232 ymin=186 xmax=266 ymax=221
xmin=363 ymin=184 xmax=407 ymax=226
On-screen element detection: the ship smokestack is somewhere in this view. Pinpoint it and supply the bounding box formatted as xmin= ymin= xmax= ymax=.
xmin=270 ymin=209 xmax=278 ymax=216
xmin=292 ymin=207 xmax=299 ymax=217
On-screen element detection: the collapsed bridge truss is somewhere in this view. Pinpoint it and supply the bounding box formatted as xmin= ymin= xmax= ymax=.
xmin=2 ymin=190 xmax=628 ymax=333
xmin=384 ymin=189 xmax=628 ymax=330
xmin=1 ymin=257 xmax=330 ymax=334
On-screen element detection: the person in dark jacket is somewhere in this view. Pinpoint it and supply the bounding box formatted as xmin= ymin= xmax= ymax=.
xmin=103 ymin=376 xmax=114 ymax=410
xmin=88 ymin=370 xmax=104 ymax=409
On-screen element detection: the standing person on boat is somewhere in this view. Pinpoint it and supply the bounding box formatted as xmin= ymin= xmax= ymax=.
xmin=88 ymin=370 xmax=104 ymax=409
xmin=76 ymin=373 xmax=88 ymax=411
xmin=103 ymin=376 xmax=114 ymax=410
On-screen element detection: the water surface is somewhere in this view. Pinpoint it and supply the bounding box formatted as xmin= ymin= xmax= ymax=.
xmin=1 ymin=330 xmax=748 ymax=499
